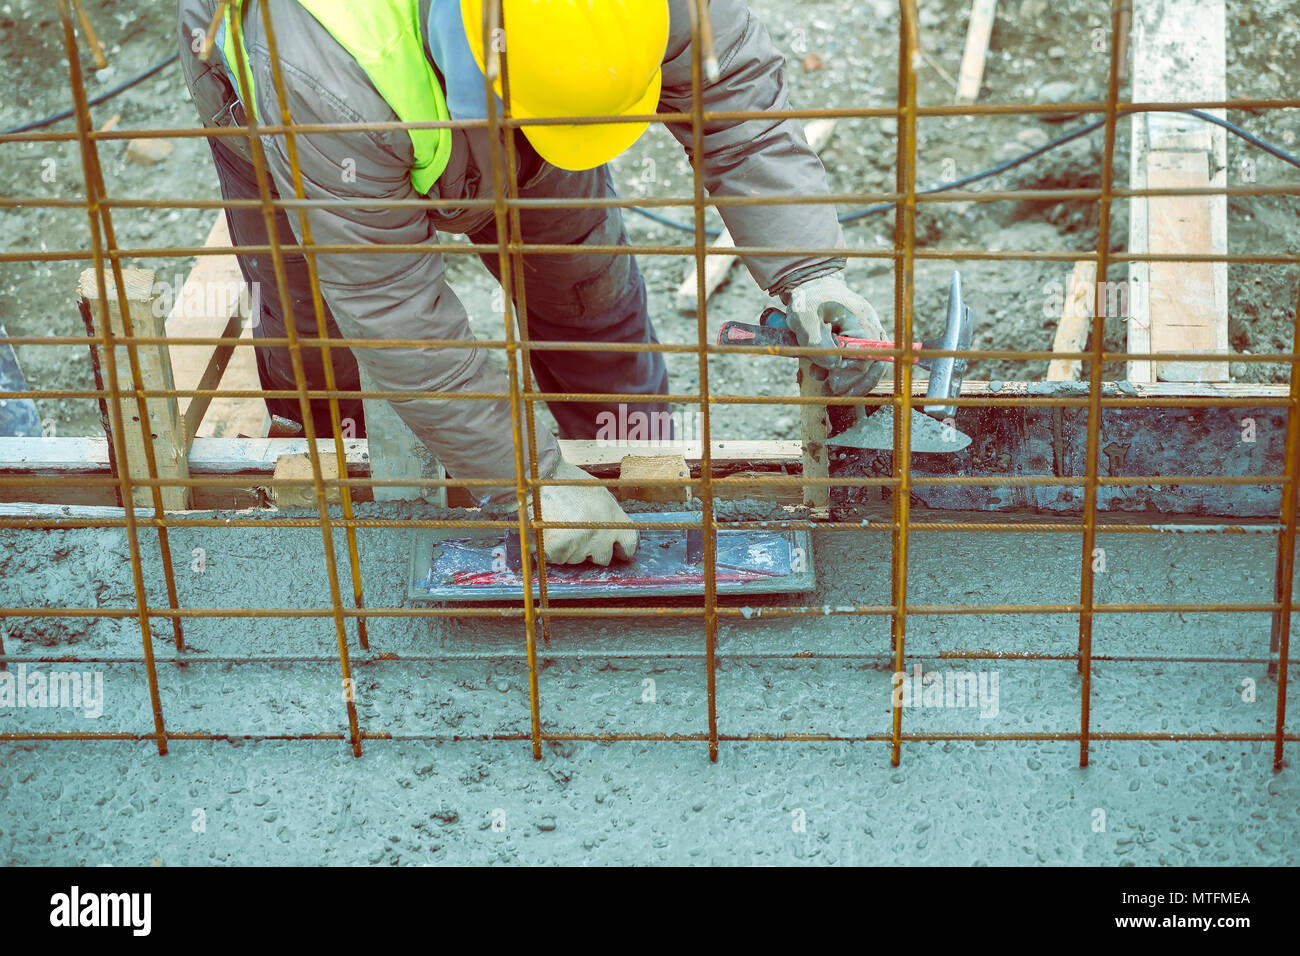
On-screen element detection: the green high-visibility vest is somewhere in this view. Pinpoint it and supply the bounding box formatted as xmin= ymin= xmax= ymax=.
xmin=223 ymin=0 xmax=453 ymax=194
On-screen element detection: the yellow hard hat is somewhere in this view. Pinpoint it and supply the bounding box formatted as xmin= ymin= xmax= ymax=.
xmin=460 ymin=0 xmax=670 ymax=171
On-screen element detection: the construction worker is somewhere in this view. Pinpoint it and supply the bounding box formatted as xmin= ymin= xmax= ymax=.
xmin=177 ymin=0 xmax=885 ymax=565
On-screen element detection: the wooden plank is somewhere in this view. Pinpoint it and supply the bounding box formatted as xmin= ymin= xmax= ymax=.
xmin=0 ymin=436 xmax=803 ymax=476
xmin=78 ymin=267 xmax=191 ymax=510
xmin=1127 ymin=0 xmax=1229 ymax=383
xmin=562 ymin=439 xmax=802 ymax=471
xmin=0 ymin=502 xmax=265 ymax=522
xmin=2 ymin=379 xmax=1292 ymax=517
xmin=675 ymin=119 xmax=836 ymax=313
xmin=0 ymin=502 xmax=176 ymax=521
xmin=1046 ymin=260 xmax=1097 ymax=381
xmin=0 ymin=437 xmax=807 ymax=510
xmin=164 ymin=212 xmax=265 ymax=438
xmin=182 ymin=308 xmax=243 ymax=450
xmin=1 ymin=381 xmax=1286 ymax=475
xmin=0 ymin=437 xmax=370 ymax=512
xmin=190 ymin=436 xmax=368 ymax=472
xmin=1146 ymin=151 xmax=1229 ymax=380
xmin=955 ymin=0 xmax=998 ymax=104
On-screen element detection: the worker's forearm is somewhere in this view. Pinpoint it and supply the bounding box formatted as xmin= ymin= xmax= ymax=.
xmin=265 ymin=192 xmax=564 ymax=504
xmin=704 ymin=127 xmax=848 ymax=297
xmin=660 ymin=0 xmax=847 ymax=294
xmin=377 ymin=342 xmax=564 ymax=506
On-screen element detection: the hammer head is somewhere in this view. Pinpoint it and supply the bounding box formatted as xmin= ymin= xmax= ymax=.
xmin=923 ymin=271 xmax=974 ymax=420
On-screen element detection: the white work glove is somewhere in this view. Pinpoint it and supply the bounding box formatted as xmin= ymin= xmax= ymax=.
xmin=535 ymin=459 xmax=638 ymax=566
xmin=784 ymin=274 xmax=888 ymax=397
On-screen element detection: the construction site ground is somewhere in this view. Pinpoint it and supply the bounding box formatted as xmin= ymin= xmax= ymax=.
xmin=0 ymin=509 xmax=1296 ymax=865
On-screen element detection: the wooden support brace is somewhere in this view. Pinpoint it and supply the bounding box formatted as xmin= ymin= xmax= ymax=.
xmin=182 ymin=309 xmax=243 ymax=450
xmin=799 ymin=363 xmax=830 ymax=513
xmin=78 ymin=267 xmax=191 ymax=510
xmin=1047 ymin=260 xmax=1097 ymax=382
xmin=165 ymin=212 xmax=265 ymax=441
xmin=955 ymin=0 xmax=998 ymax=104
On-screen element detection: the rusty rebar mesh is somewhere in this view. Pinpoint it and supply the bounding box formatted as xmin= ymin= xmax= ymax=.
xmin=0 ymin=1 xmax=1296 ymax=766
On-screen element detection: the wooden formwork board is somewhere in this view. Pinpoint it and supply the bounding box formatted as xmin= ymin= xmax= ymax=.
xmin=1127 ymin=0 xmax=1230 ymax=383
xmin=1 ymin=383 xmax=1291 ymax=519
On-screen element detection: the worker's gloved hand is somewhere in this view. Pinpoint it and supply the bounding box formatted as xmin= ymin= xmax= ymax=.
xmin=784 ymin=274 xmax=887 ymax=397
xmin=536 ymin=459 xmax=638 ymax=566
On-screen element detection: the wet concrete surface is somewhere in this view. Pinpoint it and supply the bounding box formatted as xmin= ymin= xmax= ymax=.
xmin=1 ymin=507 xmax=1296 ymax=864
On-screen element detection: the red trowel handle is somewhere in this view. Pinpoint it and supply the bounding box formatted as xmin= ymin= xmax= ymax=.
xmin=716 ymin=321 xmax=919 ymax=362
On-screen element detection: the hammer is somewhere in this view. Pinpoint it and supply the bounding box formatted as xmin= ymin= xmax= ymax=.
xmin=717 ymin=271 xmax=976 ymax=451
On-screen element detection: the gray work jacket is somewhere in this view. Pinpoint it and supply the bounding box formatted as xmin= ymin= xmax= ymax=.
xmin=177 ymin=0 xmax=847 ymax=498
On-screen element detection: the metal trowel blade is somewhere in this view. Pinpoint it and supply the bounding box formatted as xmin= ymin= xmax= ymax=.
xmin=827 ymin=405 xmax=972 ymax=453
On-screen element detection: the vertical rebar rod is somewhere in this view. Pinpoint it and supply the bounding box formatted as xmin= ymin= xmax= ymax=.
xmin=224 ymin=2 xmax=362 ymax=756
xmin=55 ymin=0 xmax=168 ymax=755
xmin=1270 ymin=276 xmax=1300 ymax=771
xmin=254 ymin=1 xmax=371 ymax=653
xmin=58 ymin=30 xmax=187 ymax=657
xmin=480 ymin=0 xmax=544 ymax=761
xmin=495 ymin=11 xmax=554 ymax=653
xmin=1077 ymin=0 xmax=1128 ymax=768
xmin=889 ymin=0 xmax=919 ymax=768
xmin=687 ymin=0 xmax=722 ymax=763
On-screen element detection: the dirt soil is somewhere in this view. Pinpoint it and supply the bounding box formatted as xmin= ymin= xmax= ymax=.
xmin=2 ymin=0 xmax=1297 ymax=441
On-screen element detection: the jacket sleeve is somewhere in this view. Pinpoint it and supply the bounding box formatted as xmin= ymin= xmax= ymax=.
xmin=659 ymin=0 xmax=846 ymax=297
xmin=176 ymin=0 xmax=560 ymax=504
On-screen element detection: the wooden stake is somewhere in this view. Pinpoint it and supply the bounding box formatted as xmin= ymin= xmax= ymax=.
xmin=1047 ymin=260 xmax=1097 ymax=381
xmin=78 ymin=268 xmax=191 ymax=510
xmin=71 ymin=0 xmax=107 ymax=69
xmin=955 ymin=0 xmax=998 ymax=104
